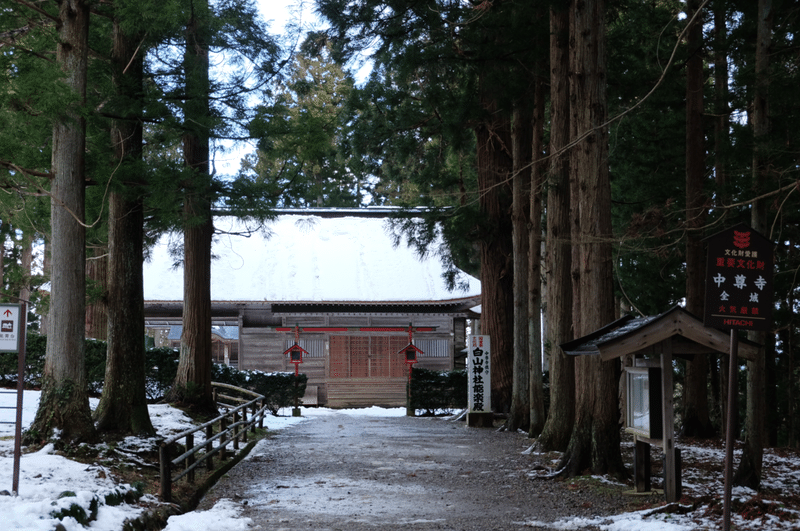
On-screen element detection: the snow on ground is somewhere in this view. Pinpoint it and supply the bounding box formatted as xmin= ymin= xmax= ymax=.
xmin=523 ymin=437 xmax=800 ymax=530
xmin=2 ymin=389 xmax=799 ymax=531
xmin=0 ymin=389 xmax=310 ymax=531
xmin=0 ymin=389 xmax=408 ymax=531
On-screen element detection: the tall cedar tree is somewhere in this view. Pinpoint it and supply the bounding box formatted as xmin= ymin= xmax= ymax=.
xmin=712 ymin=0 xmax=731 ymax=439
xmin=558 ymin=0 xmax=625 ymax=478
xmin=475 ymin=93 xmax=515 ymax=413
xmin=735 ymin=0 xmax=772 ymax=489
xmin=527 ymin=72 xmax=546 ymax=438
xmin=537 ymin=2 xmax=574 ymax=452
xmin=168 ymin=0 xmax=216 ymax=411
xmin=682 ymin=0 xmax=714 ymax=439
xmin=93 ymin=11 xmax=155 ymax=436
xmin=508 ymin=2 xmax=549 ymax=434
xmin=30 ymin=0 xmax=96 ymax=442
xmin=508 ymin=101 xmax=531 ymax=432
xmin=153 ymin=0 xmax=283 ymax=410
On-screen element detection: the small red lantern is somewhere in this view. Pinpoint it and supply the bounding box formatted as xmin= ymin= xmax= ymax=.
xmin=398 ymin=324 xmax=424 ymax=381
xmin=283 ymin=325 xmax=309 ymax=376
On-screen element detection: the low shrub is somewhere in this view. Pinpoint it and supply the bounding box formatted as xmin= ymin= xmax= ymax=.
xmin=1 ymin=334 xmax=304 ymax=411
xmin=408 ymin=367 xmax=467 ymax=413
xmin=145 ymin=347 xmax=179 ymax=401
xmin=212 ymin=364 xmax=307 ymax=413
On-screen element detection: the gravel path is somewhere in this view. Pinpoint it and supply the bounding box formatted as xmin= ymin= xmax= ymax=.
xmin=197 ymin=413 xmax=643 ymax=530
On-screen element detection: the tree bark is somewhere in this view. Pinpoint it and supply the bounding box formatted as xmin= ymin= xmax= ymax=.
xmin=712 ymin=0 xmax=729 ymax=436
xmin=682 ymin=0 xmax=714 ymax=439
xmin=559 ymin=0 xmax=624 ymax=478
xmin=475 ymin=97 xmax=514 ymax=414
xmin=30 ymin=0 xmax=95 ymax=443
xmin=19 ymin=236 xmax=33 ymax=304
xmin=85 ymin=250 xmax=107 ymax=340
xmin=173 ymin=196 xmax=214 ymax=408
xmin=537 ymin=3 xmax=574 ymax=452
xmin=528 ymin=72 xmax=546 ymax=438
xmin=735 ymin=0 xmax=772 ymax=489
xmin=94 ymin=17 xmax=155 ymax=436
xmin=508 ymin=102 xmax=532 ymax=432
xmin=168 ymin=6 xmax=216 ymax=411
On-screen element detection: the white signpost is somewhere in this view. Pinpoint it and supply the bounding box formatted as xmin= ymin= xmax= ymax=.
xmin=0 ymin=303 xmax=25 ymax=495
xmin=467 ymin=335 xmax=492 ymax=427
xmin=0 ymin=305 xmax=21 ymax=353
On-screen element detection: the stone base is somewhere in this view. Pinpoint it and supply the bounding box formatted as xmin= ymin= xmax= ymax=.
xmin=467 ymin=412 xmax=494 ymax=428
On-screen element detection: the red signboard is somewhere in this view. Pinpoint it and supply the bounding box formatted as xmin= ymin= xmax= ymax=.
xmin=704 ymin=224 xmax=773 ymax=331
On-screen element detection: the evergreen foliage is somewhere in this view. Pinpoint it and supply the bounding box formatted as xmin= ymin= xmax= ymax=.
xmin=0 ymin=334 xmax=305 ymax=411
xmin=408 ymin=367 xmax=467 ymax=413
xmin=311 ymin=0 xmax=800 ymax=452
xmin=1 ymin=0 xmax=799 ymax=454
xmin=244 ymin=39 xmax=361 ymax=207
xmin=211 ymin=363 xmax=307 ymax=413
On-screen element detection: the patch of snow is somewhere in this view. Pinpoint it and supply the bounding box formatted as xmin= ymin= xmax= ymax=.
xmin=143 ymin=215 xmax=480 ymax=303
xmin=162 ymin=499 xmax=254 ymax=531
xmin=2 ymin=390 xmax=799 ymax=531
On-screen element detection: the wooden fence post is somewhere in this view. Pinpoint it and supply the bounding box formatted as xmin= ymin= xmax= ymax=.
xmin=186 ymin=433 xmax=195 ymax=483
xmin=233 ymin=410 xmax=240 ymax=450
xmin=242 ymin=408 xmax=248 ymax=443
xmin=220 ymin=417 xmax=228 ymax=461
xmin=159 ymin=443 xmax=172 ymax=503
xmin=206 ymin=424 xmax=214 ymax=469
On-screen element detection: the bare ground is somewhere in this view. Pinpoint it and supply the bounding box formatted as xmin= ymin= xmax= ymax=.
xmin=196 ymin=413 xmax=661 ymax=530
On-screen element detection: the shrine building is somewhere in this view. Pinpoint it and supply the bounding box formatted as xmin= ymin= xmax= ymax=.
xmin=143 ymin=212 xmax=481 ymax=408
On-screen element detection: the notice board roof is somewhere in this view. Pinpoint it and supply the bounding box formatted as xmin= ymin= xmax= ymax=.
xmin=560 ymin=305 xmax=759 ymax=361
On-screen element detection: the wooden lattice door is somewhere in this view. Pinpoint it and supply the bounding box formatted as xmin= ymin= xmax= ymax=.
xmin=329 ymin=335 xmax=406 ymax=378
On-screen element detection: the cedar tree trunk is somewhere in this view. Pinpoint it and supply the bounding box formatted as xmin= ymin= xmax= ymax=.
xmin=538 ymin=3 xmax=574 ymax=452
xmin=711 ymin=0 xmax=730 ymax=434
xmin=682 ymin=0 xmax=714 ymax=439
xmin=559 ymin=0 xmax=625 ymax=479
xmin=85 ymin=250 xmax=108 ymax=340
xmin=476 ymin=97 xmax=515 ymax=414
xmin=735 ymin=0 xmax=772 ymax=488
xmin=94 ymin=18 xmax=155 ymax=436
xmin=168 ymin=6 xmax=216 ymax=411
xmin=30 ymin=0 xmax=95 ymax=443
xmin=528 ymin=73 xmax=546 ymax=438
xmin=508 ymin=102 xmax=532 ymax=432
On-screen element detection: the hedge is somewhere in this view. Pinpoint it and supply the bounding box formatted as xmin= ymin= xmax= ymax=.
xmin=0 ymin=334 xmax=306 ymax=412
xmin=212 ymin=363 xmax=307 ymax=414
xmin=408 ymin=367 xmax=467 ymax=414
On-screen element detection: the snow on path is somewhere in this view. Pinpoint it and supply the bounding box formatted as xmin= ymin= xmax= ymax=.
xmin=2 ymin=388 xmax=799 ymax=531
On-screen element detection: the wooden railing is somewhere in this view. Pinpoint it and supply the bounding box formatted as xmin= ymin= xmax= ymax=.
xmin=159 ymin=382 xmax=269 ymax=502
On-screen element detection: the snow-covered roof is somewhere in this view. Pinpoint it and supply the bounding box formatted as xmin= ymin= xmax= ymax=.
xmin=143 ymin=215 xmax=480 ymax=303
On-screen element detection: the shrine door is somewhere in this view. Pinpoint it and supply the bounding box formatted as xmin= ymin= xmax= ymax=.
xmin=329 ymin=335 xmax=407 ymax=379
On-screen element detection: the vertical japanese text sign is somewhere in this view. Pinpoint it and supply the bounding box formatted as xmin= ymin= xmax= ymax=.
xmin=0 ymin=304 xmax=21 ymax=353
xmin=704 ymin=224 xmax=773 ymax=331
xmin=467 ymin=335 xmax=491 ymax=413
